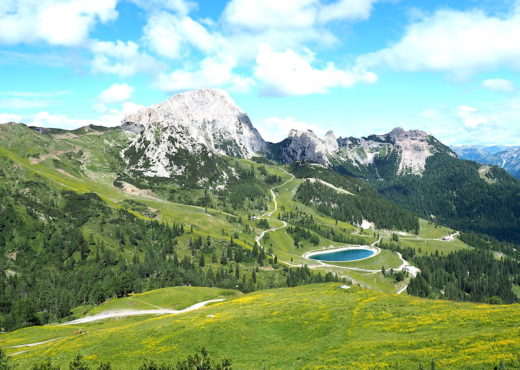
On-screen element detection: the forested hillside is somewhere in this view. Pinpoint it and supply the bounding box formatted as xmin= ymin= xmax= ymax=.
xmin=408 ymin=249 xmax=519 ymax=304
xmin=291 ymin=163 xmax=419 ymax=232
xmin=376 ymin=154 xmax=520 ymax=243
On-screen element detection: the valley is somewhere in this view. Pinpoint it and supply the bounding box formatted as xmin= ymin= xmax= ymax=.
xmin=1 ymin=89 xmax=520 ymax=368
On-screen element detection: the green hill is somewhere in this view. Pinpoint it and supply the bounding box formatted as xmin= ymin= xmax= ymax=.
xmin=1 ymin=284 xmax=519 ymax=369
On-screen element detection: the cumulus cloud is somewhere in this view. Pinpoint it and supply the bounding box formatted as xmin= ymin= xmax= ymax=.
xmin=130 ymin=0 xmax=196 ymax=16
xmin=223 ymin=0 xmax=379 ymax=30
xmin=97 ymin=83 xmax=134 ymax=104
xmin=357 ymin=8 xmax=520 ymax=76
xmin=318 ymin=0 xmax=379 ymax=22
xmin=146 ymin=0 xmax=381 ymax=94
xmin=482 ymin=78 xmax=516 ymax=93
xmin=91 ymin=40 xmax=162 ymax=76
xmin=255 ymin=45 xmax=377 ymax=96
xmin=0 ymin=113 xmax=23 ymax=123
xmin=256 ymin=116 xmax=326 ymax=142
xmin=97 ymin=101 xmax=145 ymax=126
xmin=223 ymin=0 xmax=317 ymax=31
xmin=0 ymin=0 xmax=118 ymax=46
xmin=31 ymin=111 xmax=87 ymax=128
xmin=143 ymin=11 xmax=222 ymax=59
xmin=457 ymin=105 xmax=489 ymax=129
xmin=157 ymin=56 xmax=253 ymax=93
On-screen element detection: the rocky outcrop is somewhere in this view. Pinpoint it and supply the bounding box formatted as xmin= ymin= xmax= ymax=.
xmin=277 ymin=129 xmax=339 ymax=164
xmin=275 ymin=127 xmax=454 ymax=177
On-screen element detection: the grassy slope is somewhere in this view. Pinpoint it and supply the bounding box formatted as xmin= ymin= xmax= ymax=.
xmin=2 ymin=284 xmax=519 ymax=369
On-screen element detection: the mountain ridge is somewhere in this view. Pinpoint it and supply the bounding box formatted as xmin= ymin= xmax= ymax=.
xmin=119 ymin=88 xmax=455 ymax=179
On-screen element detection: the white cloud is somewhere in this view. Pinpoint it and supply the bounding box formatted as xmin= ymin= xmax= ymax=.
xmin=31 ymin=111 xmax=86 ymax=129
xmin=482 ymin=78 xmax=516 ymax=93
xmin=219 ymin=0 xmax=377 ymax=60
xmin=255 ymin=45 xmax=377 ymax=96
xmin=91 ymin=40 xmax=162 ymax=76
xmin=223 ymin=0 xmax=378 ymax=30
xmin=0 ymin=113 xmax=23 ymax=123
xmin=257 ymin=116 xmax=326 ymax=142
xmin=97 ymin=83 xmax=134 ymax=104
xmin=28 ymin=101 xmax=144 ymax=130
xmin=98 ymin=101 xmax=145 ymax=126
xmin=318 ymin=0 xmax=378 ymax=22
xmin=157 ymin=57 xmax=254 ymax=93
xmin=0 ymin=0 xmax=118 ymax=46
xmin=223 ymin=0 xmax=317 ymax=31
xmin=357 ymin=8 xmax=520 ymax=76
xmin=457 ymin=105 xmax=489 ymax=129
xmin=141 ymin=0 xmax=381 ymax=94
xmin=130 ymin=0 xmax=196 ymax=16
xmin=143 ymin=11 xmax=221 ymax=59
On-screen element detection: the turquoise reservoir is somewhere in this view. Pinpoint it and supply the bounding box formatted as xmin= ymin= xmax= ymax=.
xmin=308 ymin=248 xmax=375 ymax=262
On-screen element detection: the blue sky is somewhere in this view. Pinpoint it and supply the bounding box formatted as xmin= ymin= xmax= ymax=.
xmin=1 ymin=0 xmax=520 ymax=145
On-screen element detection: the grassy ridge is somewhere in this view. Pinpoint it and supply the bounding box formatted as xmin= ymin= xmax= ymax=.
xmin=2 ymin=284 xmax=519 ymax=369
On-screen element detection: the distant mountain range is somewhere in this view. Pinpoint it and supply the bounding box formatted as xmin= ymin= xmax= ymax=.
xmin=452 ymin=145 xmax=520 ymax=179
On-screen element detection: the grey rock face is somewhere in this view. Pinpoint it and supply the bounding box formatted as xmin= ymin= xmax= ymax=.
xmin=121 ymin=89 xmax=267 ymax=177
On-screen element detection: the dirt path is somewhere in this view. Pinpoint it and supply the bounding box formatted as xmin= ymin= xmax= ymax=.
xmin=396 ymin=284 xmax=408 ymax=295
xmin=253 ymin=169 xmax=295 ymax=257
xmin=59 ymin=299 xmax=224 ymax=325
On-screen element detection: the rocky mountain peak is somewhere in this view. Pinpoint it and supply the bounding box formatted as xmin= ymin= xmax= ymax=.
xmin=122 ymin=88 xmax=266 ymax=177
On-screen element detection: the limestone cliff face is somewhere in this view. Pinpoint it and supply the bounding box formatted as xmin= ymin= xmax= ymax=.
xmin=121 ymin=89 xmax=266 ymax=177
xmin=277 ymin=129 xmax=339 ymax=165
xmin=275 ymin=127 xmax=454 ymax=177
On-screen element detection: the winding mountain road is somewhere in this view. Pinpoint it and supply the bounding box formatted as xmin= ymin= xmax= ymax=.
xmin=253 ymin=169 xmax=295 ymax=255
